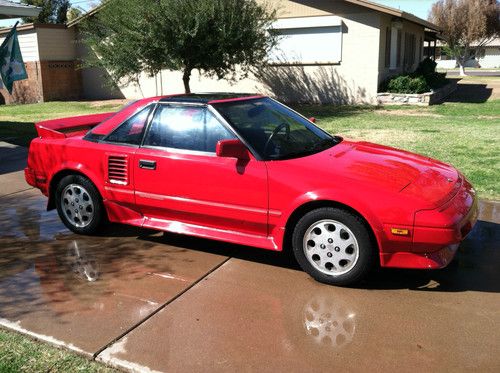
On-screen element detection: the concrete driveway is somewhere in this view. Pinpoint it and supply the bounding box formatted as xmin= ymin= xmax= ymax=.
xmin=1 ymin=146 xmax=499 ymax=372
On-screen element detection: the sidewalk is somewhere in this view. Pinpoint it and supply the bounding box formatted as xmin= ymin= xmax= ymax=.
xmin=0 ymin=141 xmax=29 ymax=197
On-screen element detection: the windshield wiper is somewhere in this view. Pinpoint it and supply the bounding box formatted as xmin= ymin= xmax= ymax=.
xmin=268 ymin=138 xmax=336 ymax=160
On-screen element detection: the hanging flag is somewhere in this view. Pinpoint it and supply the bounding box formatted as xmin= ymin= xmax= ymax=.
xmin=0 ymin=22 xmax=27 ymax=94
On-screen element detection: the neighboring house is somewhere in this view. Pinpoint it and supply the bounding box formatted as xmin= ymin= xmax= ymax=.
xmin=435 ymin=38 xmax=500 ymax=69
xmin=0 ymin=23 xmax=81 ymax=104
xmin=2 ymin=0 xmax=440 ymax=104
xmin=0 ymin=0 xmax=41 ymax=102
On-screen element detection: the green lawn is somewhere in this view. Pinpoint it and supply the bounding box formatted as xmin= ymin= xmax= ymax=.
xmin=1 ymin=99 xmax=499 ymax=200
xmin=0 ymin=328 xmax=117 ymax=372
xmin=296 ymin=101 xmax=500 ymax=201
xmin=0 ymin=101 xmax=124 ymax=147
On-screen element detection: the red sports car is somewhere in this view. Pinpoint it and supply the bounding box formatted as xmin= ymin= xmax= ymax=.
xmin=25 ymin=94 xmax=478 ymax=285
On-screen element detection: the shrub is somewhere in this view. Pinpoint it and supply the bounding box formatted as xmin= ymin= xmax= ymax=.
xmin=381 ymin=57 xmax=448 ymax=94
xmin=385 ymin=75 xmax=430 ymax=94
xmin=415 ymin=57 xmax=437 ymax=76
xmin=424 ymin=71 xmax=448 ymax=89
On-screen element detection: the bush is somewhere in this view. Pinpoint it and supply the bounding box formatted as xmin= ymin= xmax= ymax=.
xmin=385 ymin=75 xmax=430 ymax=94
xmin=424 ymin=71 xmax=448 ymax=89
xmin=415 ymin=57 xmax=437 ymax=76
xmin=381 ymin=58 xmax=448 ymax=94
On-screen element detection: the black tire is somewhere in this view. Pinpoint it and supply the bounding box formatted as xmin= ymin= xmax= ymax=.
xmin=292 ymin=207 xmax=375 ymax=286
xmin=55 ymin=175 xmax=105 ymax=235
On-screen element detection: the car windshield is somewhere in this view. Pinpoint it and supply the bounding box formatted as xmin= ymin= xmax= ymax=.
xmin=213 ymin=98 xmax=339 ymax=160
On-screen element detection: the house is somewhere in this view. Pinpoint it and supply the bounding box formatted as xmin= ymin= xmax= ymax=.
xmin=2 ymin=0 xmax=440 ymax=105
xmin=0 ymin=23 xmax=81 ymax=104
xmin=435 ymin=38 xmax=500 ymax=69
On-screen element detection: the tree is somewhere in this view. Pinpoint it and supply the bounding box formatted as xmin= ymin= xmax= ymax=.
xmin=81 ymin=0 xmax=277 ymax=94
xmin=66 ymin=7 xmax=83 ymax=23
xmin=429 ymin=0 xmax=500 ymax=76
xmin=21 ymin=0 xmax=71 ymax=24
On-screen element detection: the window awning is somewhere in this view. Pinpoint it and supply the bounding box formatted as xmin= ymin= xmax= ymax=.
xmin=0 ymin=0 xmax=41 ymax=20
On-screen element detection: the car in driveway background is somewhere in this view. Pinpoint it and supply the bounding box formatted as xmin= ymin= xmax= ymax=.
xmin=25 ymin=93 xmax=478 ymax=286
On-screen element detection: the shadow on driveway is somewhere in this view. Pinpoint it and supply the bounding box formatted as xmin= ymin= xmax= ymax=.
xmin=141 ymin=218 xmax=500 ymax=294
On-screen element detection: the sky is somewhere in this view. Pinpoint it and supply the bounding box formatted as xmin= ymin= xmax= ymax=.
xmin=373 ymin=0 xmax=435 ymax=19
xmin=0 ymin=0 xmax=435 ymax=28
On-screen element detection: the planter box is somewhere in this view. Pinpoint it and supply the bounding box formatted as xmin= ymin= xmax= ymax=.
xmin=377 ymin=80 xmax=457 ymax=106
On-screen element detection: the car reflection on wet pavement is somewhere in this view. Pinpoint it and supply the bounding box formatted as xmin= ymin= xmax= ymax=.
xmin=1 ymin=189 xmax=499 ymax=372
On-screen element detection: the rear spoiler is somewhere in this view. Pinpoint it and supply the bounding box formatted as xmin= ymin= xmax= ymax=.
xmin=35 ymin=112 xmax=116 ymax=139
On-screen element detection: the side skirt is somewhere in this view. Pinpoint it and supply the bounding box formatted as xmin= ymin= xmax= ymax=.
xmin=142 ymin=216 xmax=279 ymax=251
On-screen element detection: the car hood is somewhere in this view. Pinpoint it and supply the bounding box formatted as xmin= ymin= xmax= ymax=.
xmin=294 ymin=140 xmax=460 ymax=207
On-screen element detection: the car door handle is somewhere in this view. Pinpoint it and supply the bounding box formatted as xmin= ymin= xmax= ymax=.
xmin=139 ymin=159 xmax=156 ymax=170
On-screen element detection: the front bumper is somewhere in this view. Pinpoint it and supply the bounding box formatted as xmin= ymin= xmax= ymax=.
xmin=381 ymin=178 xmax=478 ymax=269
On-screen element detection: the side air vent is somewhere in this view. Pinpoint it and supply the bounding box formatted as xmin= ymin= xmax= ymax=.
xmin=108 ymin=155 xmax=128 ymax=185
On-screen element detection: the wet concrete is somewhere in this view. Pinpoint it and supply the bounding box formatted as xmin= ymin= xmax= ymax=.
xmin=96 ymin=208 xmax=500 ymax=373
xmin=0 ymin=143 xmax=30 ymax=197
xmin=0 ymin=189 xmax=229 ymax=355
xmin=0 ymin=142 xmax=27 ymax=176
xmin=0 ymin=174 xmax=499 ymax=371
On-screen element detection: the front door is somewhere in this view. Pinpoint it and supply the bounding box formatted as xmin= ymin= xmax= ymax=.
xmin=133 ymin=103 xmax=269 ymax=237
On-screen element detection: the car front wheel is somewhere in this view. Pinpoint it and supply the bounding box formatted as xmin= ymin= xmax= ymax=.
xmin=55 ymin=175 xmax=104 ymax=235
xmin=292 ymin=207 xmax=375 ymax=286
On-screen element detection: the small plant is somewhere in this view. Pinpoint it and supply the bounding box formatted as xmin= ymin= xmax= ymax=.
xmin=424 ymin=71 xmax=447 ymax=89
xmin=381 ymin=58 xmax=448 ymax=94
xmin=415 ymin=57 xmax=437 ymax=76
xmin=385 ymin=75 xmax=430 ymax=94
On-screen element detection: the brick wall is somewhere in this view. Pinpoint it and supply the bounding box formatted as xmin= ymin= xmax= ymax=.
xmin=0 ymin=60 xmax=82 ymax=104
xmin=40 ymin=61 xmax=82 ymax=101
xmin=0 ymin=61 xmax=43 ymax=104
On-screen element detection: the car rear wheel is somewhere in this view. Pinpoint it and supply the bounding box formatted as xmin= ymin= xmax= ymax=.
xmin=55 ymin=175 xmax=104 ymax=235
xmin=292 ymin=207 xmax=375 ymax=286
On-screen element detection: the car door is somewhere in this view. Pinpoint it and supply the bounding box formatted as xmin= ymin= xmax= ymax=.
xmin=133 ymin=103 xmax=269 ymax=237
xmin=98 ymin=104 xmax=154 ymax=220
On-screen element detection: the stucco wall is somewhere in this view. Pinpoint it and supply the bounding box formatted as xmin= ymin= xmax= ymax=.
xmin=37 ymin=27 xmax=77 ymax=61
xmin=102 ymin=0 xmax=383 ymax=104
xmin=476 ymin=47 xmax=500 ymax=68
xmin=75 ymin=36 xmax=125 ymax=100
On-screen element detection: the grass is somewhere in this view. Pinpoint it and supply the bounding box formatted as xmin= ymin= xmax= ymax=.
xmin=0 ymin=101 xmax=125 ymax=147
xmin=0 ymin=328 xmax=117 ymax=372
xmin=294 ymin=100 xmax=500 ymax=200
xmin=0 ymin=99 xmax=499 ymax=200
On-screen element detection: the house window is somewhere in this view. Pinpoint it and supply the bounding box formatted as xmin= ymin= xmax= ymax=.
xmin=403 ymin=33 xmax=417 ymax=69
xmin=269 ymin=16 xmax=343 ymax=64
xmin=396 ymin=29 xmax=402 ymax=67
xmin=385 ymin=27 xmax=391 ymax=68
xmin=419 ymin=36 xmax=423 ymax=62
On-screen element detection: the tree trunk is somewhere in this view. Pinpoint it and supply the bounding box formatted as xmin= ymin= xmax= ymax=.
xmin=183 ymin=67 xmax=192 ymax=94
xmin=457 ymin=48 xmax=467 ymax=77
xmin=458 ymin=61 xmax=466 ymax=76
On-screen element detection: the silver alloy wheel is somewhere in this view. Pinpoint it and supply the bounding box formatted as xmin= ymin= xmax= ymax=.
xmin=303 ymin=219 xmax=360 ymax=276
xmin=61 ymin=183 xmax=94 ymax=228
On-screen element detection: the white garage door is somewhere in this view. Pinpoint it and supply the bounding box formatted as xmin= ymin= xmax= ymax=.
xmin=269 ymin=16 xmax=343 ymax=64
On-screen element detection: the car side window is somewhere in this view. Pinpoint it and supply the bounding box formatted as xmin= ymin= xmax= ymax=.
xmin=105 ymin=106 xmax=151 ymax=145
xmin=143 ymin=105 xmax=235 ymax=152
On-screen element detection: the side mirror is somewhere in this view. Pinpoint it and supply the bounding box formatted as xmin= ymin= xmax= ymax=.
xmin=216 ymin=139 xmax=249 ymax=159
xmin=309 ymin=117 xmax=316 ymax=123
